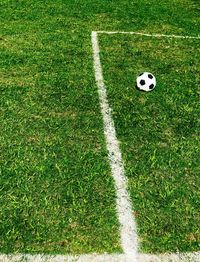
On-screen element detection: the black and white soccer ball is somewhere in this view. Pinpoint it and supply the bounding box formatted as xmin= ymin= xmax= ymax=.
xmin=136 ymin=72 xmax=156 ymax=92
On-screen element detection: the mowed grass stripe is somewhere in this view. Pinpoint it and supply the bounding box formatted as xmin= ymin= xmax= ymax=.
xmin=99 ymin=34 xmax=200 ymax=253
xmin=0 ymin=31 xmax=121 ymax=254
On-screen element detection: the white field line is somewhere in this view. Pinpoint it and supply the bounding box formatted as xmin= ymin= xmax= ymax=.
xmin=96 ymin=30 xmax=200 ymax=39
xmin=1 ymin=252 xmax=200 ymax=262
xmin=1 ymin=31 xmax=199 ymax=262
xmin=90 ymin=30 xmax=200 ymax=261
xmin=91 ymin=31 xmax=138 ymax=259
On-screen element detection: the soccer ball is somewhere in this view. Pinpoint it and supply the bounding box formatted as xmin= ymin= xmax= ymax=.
xmin=136 ymin=72 xmax=156 ymax=92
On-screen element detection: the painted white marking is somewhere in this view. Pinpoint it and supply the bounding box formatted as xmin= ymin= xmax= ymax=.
xmin=1 ymin=30 xmax=199 ymax=262
xmin=90 ymin=30 xmax=200 ymax=260
xmin=91 ymin=31 xmax=138 ymax=260
xmin=96 ymin=31 xmax=200 ymax=39
xmin=140 ymin=252 xmax=200 ymax=262
xmin=1 ymin=252 xmax=200 ymax=262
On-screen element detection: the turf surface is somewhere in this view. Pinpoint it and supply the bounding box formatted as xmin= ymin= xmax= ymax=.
xmin=0 ymin=0 xmax=199 ymax=255
xmin=99 ymin=34 xmax=200 ymax=253
xmin=0 ymin=5 xmax=121 ymax=255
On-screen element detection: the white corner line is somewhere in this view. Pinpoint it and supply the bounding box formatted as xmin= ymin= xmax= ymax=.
xmin=91 ymin=31 xmax=138 ymax=260
xmin=96 ymin=30 xmax=200 ymax=39
xmin=1 ymin=252 xmax=200 ymax=262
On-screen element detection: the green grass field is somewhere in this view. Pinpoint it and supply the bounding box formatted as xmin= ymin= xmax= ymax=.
xmin=0 ymin=0 xmax=199 ymax=256
xmin=99 ymin=34 xmax=200 ymax=253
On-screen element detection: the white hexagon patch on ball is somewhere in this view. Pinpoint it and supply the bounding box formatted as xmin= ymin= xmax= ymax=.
xmin=136 ymin=72 xmax=156 ymax=92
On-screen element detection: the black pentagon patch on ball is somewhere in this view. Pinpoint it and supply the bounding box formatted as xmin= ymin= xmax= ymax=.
xmin=140 ymin=79 xmax=145 ymax=86
xmin=149 ymin=84 xmax=154 ymax=89
xmin=148 ymin=74 xmax=153 ymax=79
xmin=139 ymin=73 xmax=143 ymax=76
